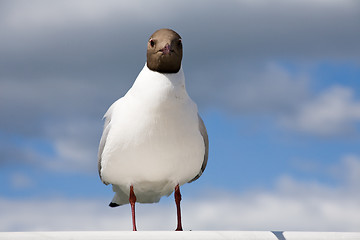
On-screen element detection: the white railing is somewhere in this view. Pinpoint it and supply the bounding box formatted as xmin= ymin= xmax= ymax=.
xmin=0 ymin=231 xmax=359 ymax=240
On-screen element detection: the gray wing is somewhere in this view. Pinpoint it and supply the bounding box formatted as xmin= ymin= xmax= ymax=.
xmin=189 ymin=114 xmax=209 ymax=183
xmin=98 ymin=106 xmax=114 ymax=185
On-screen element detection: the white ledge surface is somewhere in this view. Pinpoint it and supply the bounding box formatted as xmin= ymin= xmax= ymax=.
xmin=0 ymin=231 xmax=359 ymax=240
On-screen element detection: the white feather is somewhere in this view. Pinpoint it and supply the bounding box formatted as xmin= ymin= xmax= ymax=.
xmin=99 ymin=64 xmax=205 ymax=205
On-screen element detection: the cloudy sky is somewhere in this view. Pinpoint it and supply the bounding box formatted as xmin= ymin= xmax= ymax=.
xmin=1 ymin=0 xmax=360 ymax=232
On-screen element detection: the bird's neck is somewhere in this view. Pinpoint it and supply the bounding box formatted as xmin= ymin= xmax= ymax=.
xmin=145 ymin=63 xmax=185 ymax=86
xmin=128 ymin=64 xmax=188 ymax=102
xmin=134 ymin=63 xmax=185 ymax=88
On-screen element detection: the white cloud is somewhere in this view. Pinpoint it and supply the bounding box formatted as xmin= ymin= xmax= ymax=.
xmin=335 ymin=154 xmax=360 ymax=189
xmin=10 ymin=172 xmax=35 ymax=189
xmin=0 ymin=117 xmax=101 ymax=173
xmin=228 ymin=63 xmax=309 ymax=114
xmin=1 ymin=156 xmax=359 ymax=232
xmin=189 ymin=62 xmax=310 ymax=115
xmin=1 ymin=0 xmax=359 ymax=62
xmin=2 ymin=1 xmax=125 ymax=30
xmin=42 ymin=119 xmax=101 ymax=173
xmin=281 ymin=86 xmax=360 ymax=136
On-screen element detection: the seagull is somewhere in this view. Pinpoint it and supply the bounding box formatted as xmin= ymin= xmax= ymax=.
xmin=98 ymin=28 xmax=209 ymax=231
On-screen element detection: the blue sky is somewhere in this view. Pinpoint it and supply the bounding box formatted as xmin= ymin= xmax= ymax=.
xmin=1 ymin=0 xmax=360 ymax=231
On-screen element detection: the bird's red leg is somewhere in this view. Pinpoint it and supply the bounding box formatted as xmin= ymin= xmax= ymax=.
xmin=174 ymin=184 xmax=183 ymax=231
xmin=129 ymin=185 xmax=137 ymax=231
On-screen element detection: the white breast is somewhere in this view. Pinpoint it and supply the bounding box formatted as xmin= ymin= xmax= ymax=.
xmin=100 ymin=64 xmax=205 ymax=202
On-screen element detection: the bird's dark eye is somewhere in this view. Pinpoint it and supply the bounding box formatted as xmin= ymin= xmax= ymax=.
xmin=149 ymin=39 xmax=155 ymax=47
xmin=178 ymin=39 xmax=182 ymax=46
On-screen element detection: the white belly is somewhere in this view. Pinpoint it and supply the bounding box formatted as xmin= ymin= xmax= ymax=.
xmin=100 ymin=95 xmax=205 ymax=199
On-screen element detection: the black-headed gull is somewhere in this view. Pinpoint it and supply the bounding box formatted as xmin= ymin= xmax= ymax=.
xmin=98 ymin=29 xmax=208 ymax=231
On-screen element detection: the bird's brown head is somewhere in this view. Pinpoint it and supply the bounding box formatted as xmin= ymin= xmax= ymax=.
xmin=146 ymin=28 xmax=183 ymax=74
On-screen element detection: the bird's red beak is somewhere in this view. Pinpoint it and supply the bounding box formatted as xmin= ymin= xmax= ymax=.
xmin=161 ymin=43 xmax=172 ymax=55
